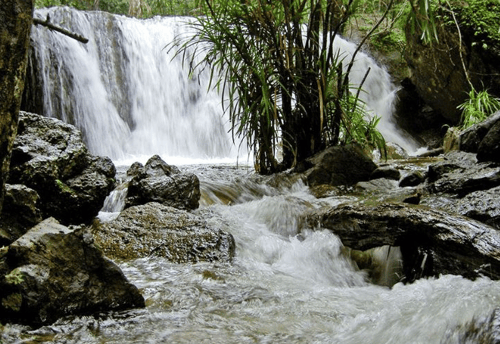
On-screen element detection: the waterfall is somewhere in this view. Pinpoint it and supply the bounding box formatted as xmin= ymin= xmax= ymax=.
xmin=27 ymin=7 xmax=417 ymax=165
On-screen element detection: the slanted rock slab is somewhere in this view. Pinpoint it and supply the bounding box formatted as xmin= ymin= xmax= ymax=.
xmin=304 ymin=202 xmax=500 ymax=282
xmin=92 ymin=202 xmax=235 ymax=263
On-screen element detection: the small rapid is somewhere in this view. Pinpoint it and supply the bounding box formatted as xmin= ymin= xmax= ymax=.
xmin=6 ymin=7 xmax=499 ymax=343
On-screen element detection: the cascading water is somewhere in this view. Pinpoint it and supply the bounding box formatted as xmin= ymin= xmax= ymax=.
xmin=27 ymin=6 xmax=416 ymax=166
xmin=29 ymin=7 xmax=235 ymax=165
xmin=6 ymin=6 xmax=500 ymax=344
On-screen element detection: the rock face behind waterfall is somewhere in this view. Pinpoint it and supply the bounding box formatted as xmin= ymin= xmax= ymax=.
xmin=92 ymin=202 xmax=235 ymax=262
xmin=304 ymin=202 xmax=500 ymax=282
xmin=8 ymin=112 xmax=116 ymax=225
xmin=125 ymin=155 xmax=201 ymax=210
xmin=0 ymin=218 xmax=145 ymax=326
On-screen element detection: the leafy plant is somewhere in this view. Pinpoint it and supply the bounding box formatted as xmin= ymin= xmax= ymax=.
xmin=458 ymin=88 xmax=500 ymax=129
xmin=171 ymin=0 xmax=390 ymax=174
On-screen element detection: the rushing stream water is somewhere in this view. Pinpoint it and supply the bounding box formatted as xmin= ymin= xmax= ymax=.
xmin=6 ymin=6 xmax=500 ymax=343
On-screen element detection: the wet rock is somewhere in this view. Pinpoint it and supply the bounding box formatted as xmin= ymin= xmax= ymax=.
xmin=399 ymin=171 xmax=425 ymax=187
xmin=8 ymin=112 xmax=116 ymax=225
xmin=301 ymin=144 xmax=377 ymax=187
xmin=404 ymin=17 xmax=500 ymax=124
xmin=459 ymin=111 xmax=500 ymax=153
xmin=0 ymin=184 xmax=42 ymax=246
xmin=125 ymin=155 xmax=200 ymax=211
xmin=477 ymin=119 xmax=500 ymax=163
xmin=443 ymin=126 xmax=460 ymax=153
xmin=0 ymin=218 xmax=145 ymax=326
xmin=304 ymin=202 xmax=500 ymax=282
xmin=370 ymin=166 xmax=401 ymax=181
xmin=92 ymin=202 xmax=235 ymax=263
xmin=425 ymin=151 xmax=500 ymax=197
xmin=439 ymin=186 xmax=500 ymax=231
xmin=355 ymin=178 xmax=399 ymax=194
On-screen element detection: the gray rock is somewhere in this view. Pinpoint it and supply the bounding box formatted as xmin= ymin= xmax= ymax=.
xmin=426 ymin=151 xmax=500 ymax=196
xmin=370 ymin=166 xmax=401 ymax=181
xmin=439 ymin=186 xmax=500 ymax=230
xmin=302 ymin=144 xmax=377 ymax=187
xmin=125 ymin=155 xmax=200 ymax=211
xmin=303 ymin=202 xmax=500 ymax=282
xmin=92 ymin=202 xmax=235 ymax=263
xmin=356 ymin=178 xmax=399 ymax=193
xmin=0 ymin=218 xmax=144 ymax=326
xmin=399 ymin=171 xmax=425 ymax=187
xmin=477 ymin=119 xmax=500 ymax=163
xmin=8 ymin=112 xmax=116 ymax=225
xmin=0 ymin=184 xmax=42 ymax=246
xmin=460 ymin=111 xmax=500 ymax=153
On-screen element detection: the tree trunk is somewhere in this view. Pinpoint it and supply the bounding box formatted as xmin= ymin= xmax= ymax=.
xmin=0 ymin=0 xmax=33 ymax=212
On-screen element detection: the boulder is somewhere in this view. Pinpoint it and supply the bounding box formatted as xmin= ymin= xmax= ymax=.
xmin=8 ymin=112 xmax=116 ymax=225
xmin=92 ymin=202 xmax=235 ymax=263
xmin=459 ymin=111 xmax=500 ymax=153
xmin=0 ymin=184 xmax=42 ymax=246
xmin=425 ymin=151 xmax=500 ymax=197
xmin=303 ymin=202 xmax=500 ymax=282
xmin=439 ymin=186 xmax=500 ymax=231
xmin=125 ymin=155 xmax=200 ymax=211
xmin=0 ymin=218 xmax=144 ymax=326
xmin=477 ymin=119 xmax=500 ymax=163
xmin=370 ymin=166 xmax=401 ymax=181
xmin=399 ymin=171 xmax=425 ymax=187
xmin=300 ymin=144 xmax=377 ymax=187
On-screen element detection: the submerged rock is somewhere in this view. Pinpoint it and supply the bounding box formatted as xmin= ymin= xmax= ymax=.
xmin=8 ymin=112 xmax=116 ymax=225
xmin=92 ymin=202 xmax=235 ymax=263
xmin=125 ymin=155 xmax=200 ymax=211
xmin=304 ymin=202 xmax=500 ymax=282
xmin=0 ymin=218 xmax=144 ymax=326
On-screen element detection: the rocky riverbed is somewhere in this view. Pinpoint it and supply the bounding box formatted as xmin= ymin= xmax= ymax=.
xmin=2 ymin=111 xmax=500 ymax=342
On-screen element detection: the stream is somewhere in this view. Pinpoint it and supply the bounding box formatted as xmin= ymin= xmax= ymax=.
xmin=7 ymin=6 xmax=500 ymax=343
xmin=4 ymin=162 xmax=500 ymax=343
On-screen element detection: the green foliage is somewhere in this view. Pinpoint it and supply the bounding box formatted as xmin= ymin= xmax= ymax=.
xmin=34 ymin=0 xmax=95 ymax=10
xmin=171 ymin=0 xmax=387 ymax=173
xmin=5 ymin=269 xmax=24 ymax=285
xmin=443 ymin=0 xmax=500 ymax=50
xmin=34 ymin=0 xmax=200 ymax=16
xmin=406 ymin=0 xmax=439 ymax=44
xmin=457 ymin=89 xmax=500 ymax=129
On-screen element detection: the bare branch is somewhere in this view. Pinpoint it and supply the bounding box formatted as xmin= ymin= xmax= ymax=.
xmin=33 ymin=16 xmax=89 ymax=44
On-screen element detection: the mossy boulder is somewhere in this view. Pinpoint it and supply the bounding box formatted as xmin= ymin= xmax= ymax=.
xmin=8 ymin=112 xmax=116 ymax=225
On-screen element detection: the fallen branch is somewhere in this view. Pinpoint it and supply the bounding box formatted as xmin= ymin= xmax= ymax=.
xmin=33 ymin=16 xmax=89 ymax=44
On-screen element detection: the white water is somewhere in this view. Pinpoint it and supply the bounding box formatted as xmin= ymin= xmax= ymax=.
xmin=30 ymin=6 xmax=417 ymax=167
xmin=9 ymin=7 xmax=499 ymax=343
xmin=5 ymin=169 xmax=500 ymax=343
